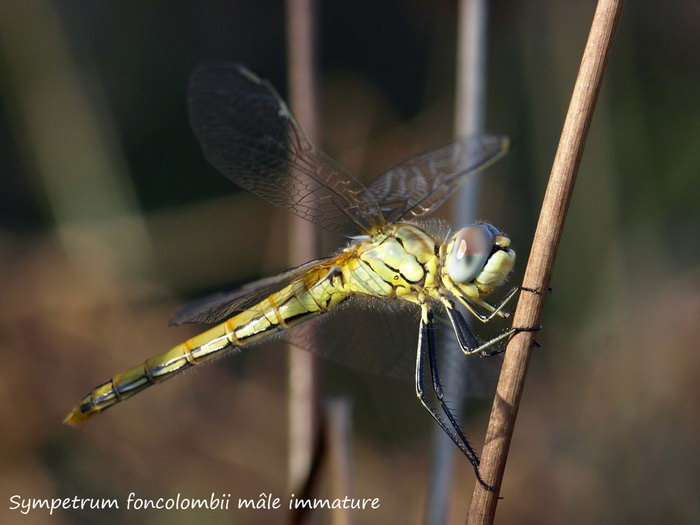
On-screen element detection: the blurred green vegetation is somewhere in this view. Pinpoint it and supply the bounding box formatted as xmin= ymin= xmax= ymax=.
xmin=0 ymin=1 xmax=698 ymax=524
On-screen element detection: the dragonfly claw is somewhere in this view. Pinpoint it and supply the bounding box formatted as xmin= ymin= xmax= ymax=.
xmin=519 ymin=285 xmax=553 ymax=295
xmin=513 ymin=324 xmax=543 ymax=333
xmin=514 ymin=324 xmax=542 ymax=350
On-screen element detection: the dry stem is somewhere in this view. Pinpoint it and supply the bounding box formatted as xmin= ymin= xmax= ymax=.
xmin=286 ymin=0 xmax=322 ymax=499
xmin=466 ymin=0 xmax=625 ymax=522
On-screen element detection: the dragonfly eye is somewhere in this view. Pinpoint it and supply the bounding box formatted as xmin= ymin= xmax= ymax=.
xmin=446 ymin=225 xmax=495 ymax=283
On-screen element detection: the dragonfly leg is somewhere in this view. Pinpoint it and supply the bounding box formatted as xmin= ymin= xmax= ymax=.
xmin=477 ymin=284 xmax=553 ymax=320
xmin=478 ymin=325 xmax=543 ymax=357
xmin=519 ymin=285 xmax=552 ymax=295
xmin=416 ymin=305 xmax=495 ymax=491
xmin=442 ymin=297 xmax=542 ymax=357
xmin=442 ymin=298 xmax=481 ymax=352
xmin=453 ymin=285 xmax=520 ymax=324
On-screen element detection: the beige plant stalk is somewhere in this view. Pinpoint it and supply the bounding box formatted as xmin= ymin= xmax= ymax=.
xmin=467 ymin=0 xmax=626 ymax=523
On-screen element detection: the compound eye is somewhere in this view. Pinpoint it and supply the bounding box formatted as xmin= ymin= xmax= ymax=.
xmin=446 ymin=225 xmax=494 ymax=283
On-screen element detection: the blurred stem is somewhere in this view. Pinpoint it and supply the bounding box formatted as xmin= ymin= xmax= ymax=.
xmin=285 ymin=0 xmax=322 ymax=505
xmin=454 ymin=0 xmax=488 ymax=226
xmin=426 ymin=0 xmax=489 ymax=524
xmin=0 ymin=0 xmax=155 ymax=281
xmin=466 ymin=0 xmax=625 ymax=523
xmin=326 ymin=398 xmax=354 ymax=525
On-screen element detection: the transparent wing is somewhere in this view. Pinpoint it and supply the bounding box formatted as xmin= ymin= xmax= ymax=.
xmin=284 ymin=298 xmax=501 ymax=399
xmin=367 ymin=135 xmax=509 ymax=223
xmin=283 ymin=296 xmax=419 ymax=381
xmin=170 ymin=257 xmax=335 ymax=326
xmin=188 ymin=64 xmax=385 ymax=234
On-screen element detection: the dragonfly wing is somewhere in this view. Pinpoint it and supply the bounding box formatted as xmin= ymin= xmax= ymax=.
xmin=170 ymin=256 xmax=334 ymax=326
xmin=188 ymin=64 xmax=385 ymax=234
xmin=367 ymin=135 xmax=509 ymax=223
xmin=282 ymin=297 xmax=501 ymax=399
xmin=283 ymin=297 xmax=418 ymax=381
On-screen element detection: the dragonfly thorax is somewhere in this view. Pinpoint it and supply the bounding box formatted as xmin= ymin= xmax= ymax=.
xmin=343 ymin=221 xmax=514 ymax=307
xmin=345 ymin=223 xmax=439 ymax=299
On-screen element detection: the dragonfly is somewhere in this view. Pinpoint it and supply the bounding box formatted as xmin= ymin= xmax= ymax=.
xmin=65 ymin=64 xmax=529 ymax=490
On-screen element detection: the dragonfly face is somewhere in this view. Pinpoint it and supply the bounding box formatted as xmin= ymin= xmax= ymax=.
xmin=65 ymin=63 xmax=520 ymax=491
xmin=442 ymin=224 xmax=516 ymax=301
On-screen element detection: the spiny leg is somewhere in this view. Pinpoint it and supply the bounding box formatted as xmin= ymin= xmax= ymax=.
xmin=478 ymin=325 xmax=543 ymax=357
xmin=441 ymin=298 xmax=481 ymax=351
xmin=451 ymin=285 xmax=518 ymax=323
xmin=456 ymin=284 xmax=546 ymax=324
xmin=442 ymin=298 xmax=541 ymax=357
xmin=443 ymin=299 xmax=512 ymax=356
xmin=426 ymin=314 xmax=497 ymax=491
xmin=423 ymin=308 xmax=479 ymax=458
xmin=473 ymin=285 xmax=547 ymax=355
xmin=416 ymin=305 xmax=495 ymax=491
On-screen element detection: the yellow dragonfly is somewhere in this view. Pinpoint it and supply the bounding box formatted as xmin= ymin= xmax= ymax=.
xmin=65 ymin=64 xmax=526 ymax=490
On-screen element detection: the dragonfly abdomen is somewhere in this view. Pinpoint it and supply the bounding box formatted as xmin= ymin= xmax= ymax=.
xmin=63 ymin=323 xmax=237 ymax=425
xmin=64 ymin=270 xmax=350 ymax=425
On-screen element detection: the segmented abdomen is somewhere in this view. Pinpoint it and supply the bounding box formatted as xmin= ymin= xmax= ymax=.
xmin=64 ymin=266 xmax=348 ymax=425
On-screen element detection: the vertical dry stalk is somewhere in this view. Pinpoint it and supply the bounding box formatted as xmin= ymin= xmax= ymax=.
xmin=0 ymin=0 xmax=155 ymax=280
xmin=326 ymin=398 xmax=354 ymax=525
xmin=466 ymin=0 xmax=625 ymax=523
xmin=286 ymin=0 xmax=322 ymax=497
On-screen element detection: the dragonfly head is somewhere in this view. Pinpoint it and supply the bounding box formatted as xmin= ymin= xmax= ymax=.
xmin=442 ymin=223 xmax=516 ymax=298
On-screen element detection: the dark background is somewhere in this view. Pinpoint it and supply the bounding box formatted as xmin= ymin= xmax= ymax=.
xmin=1 ymin=1 xmax=698 ymax=523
